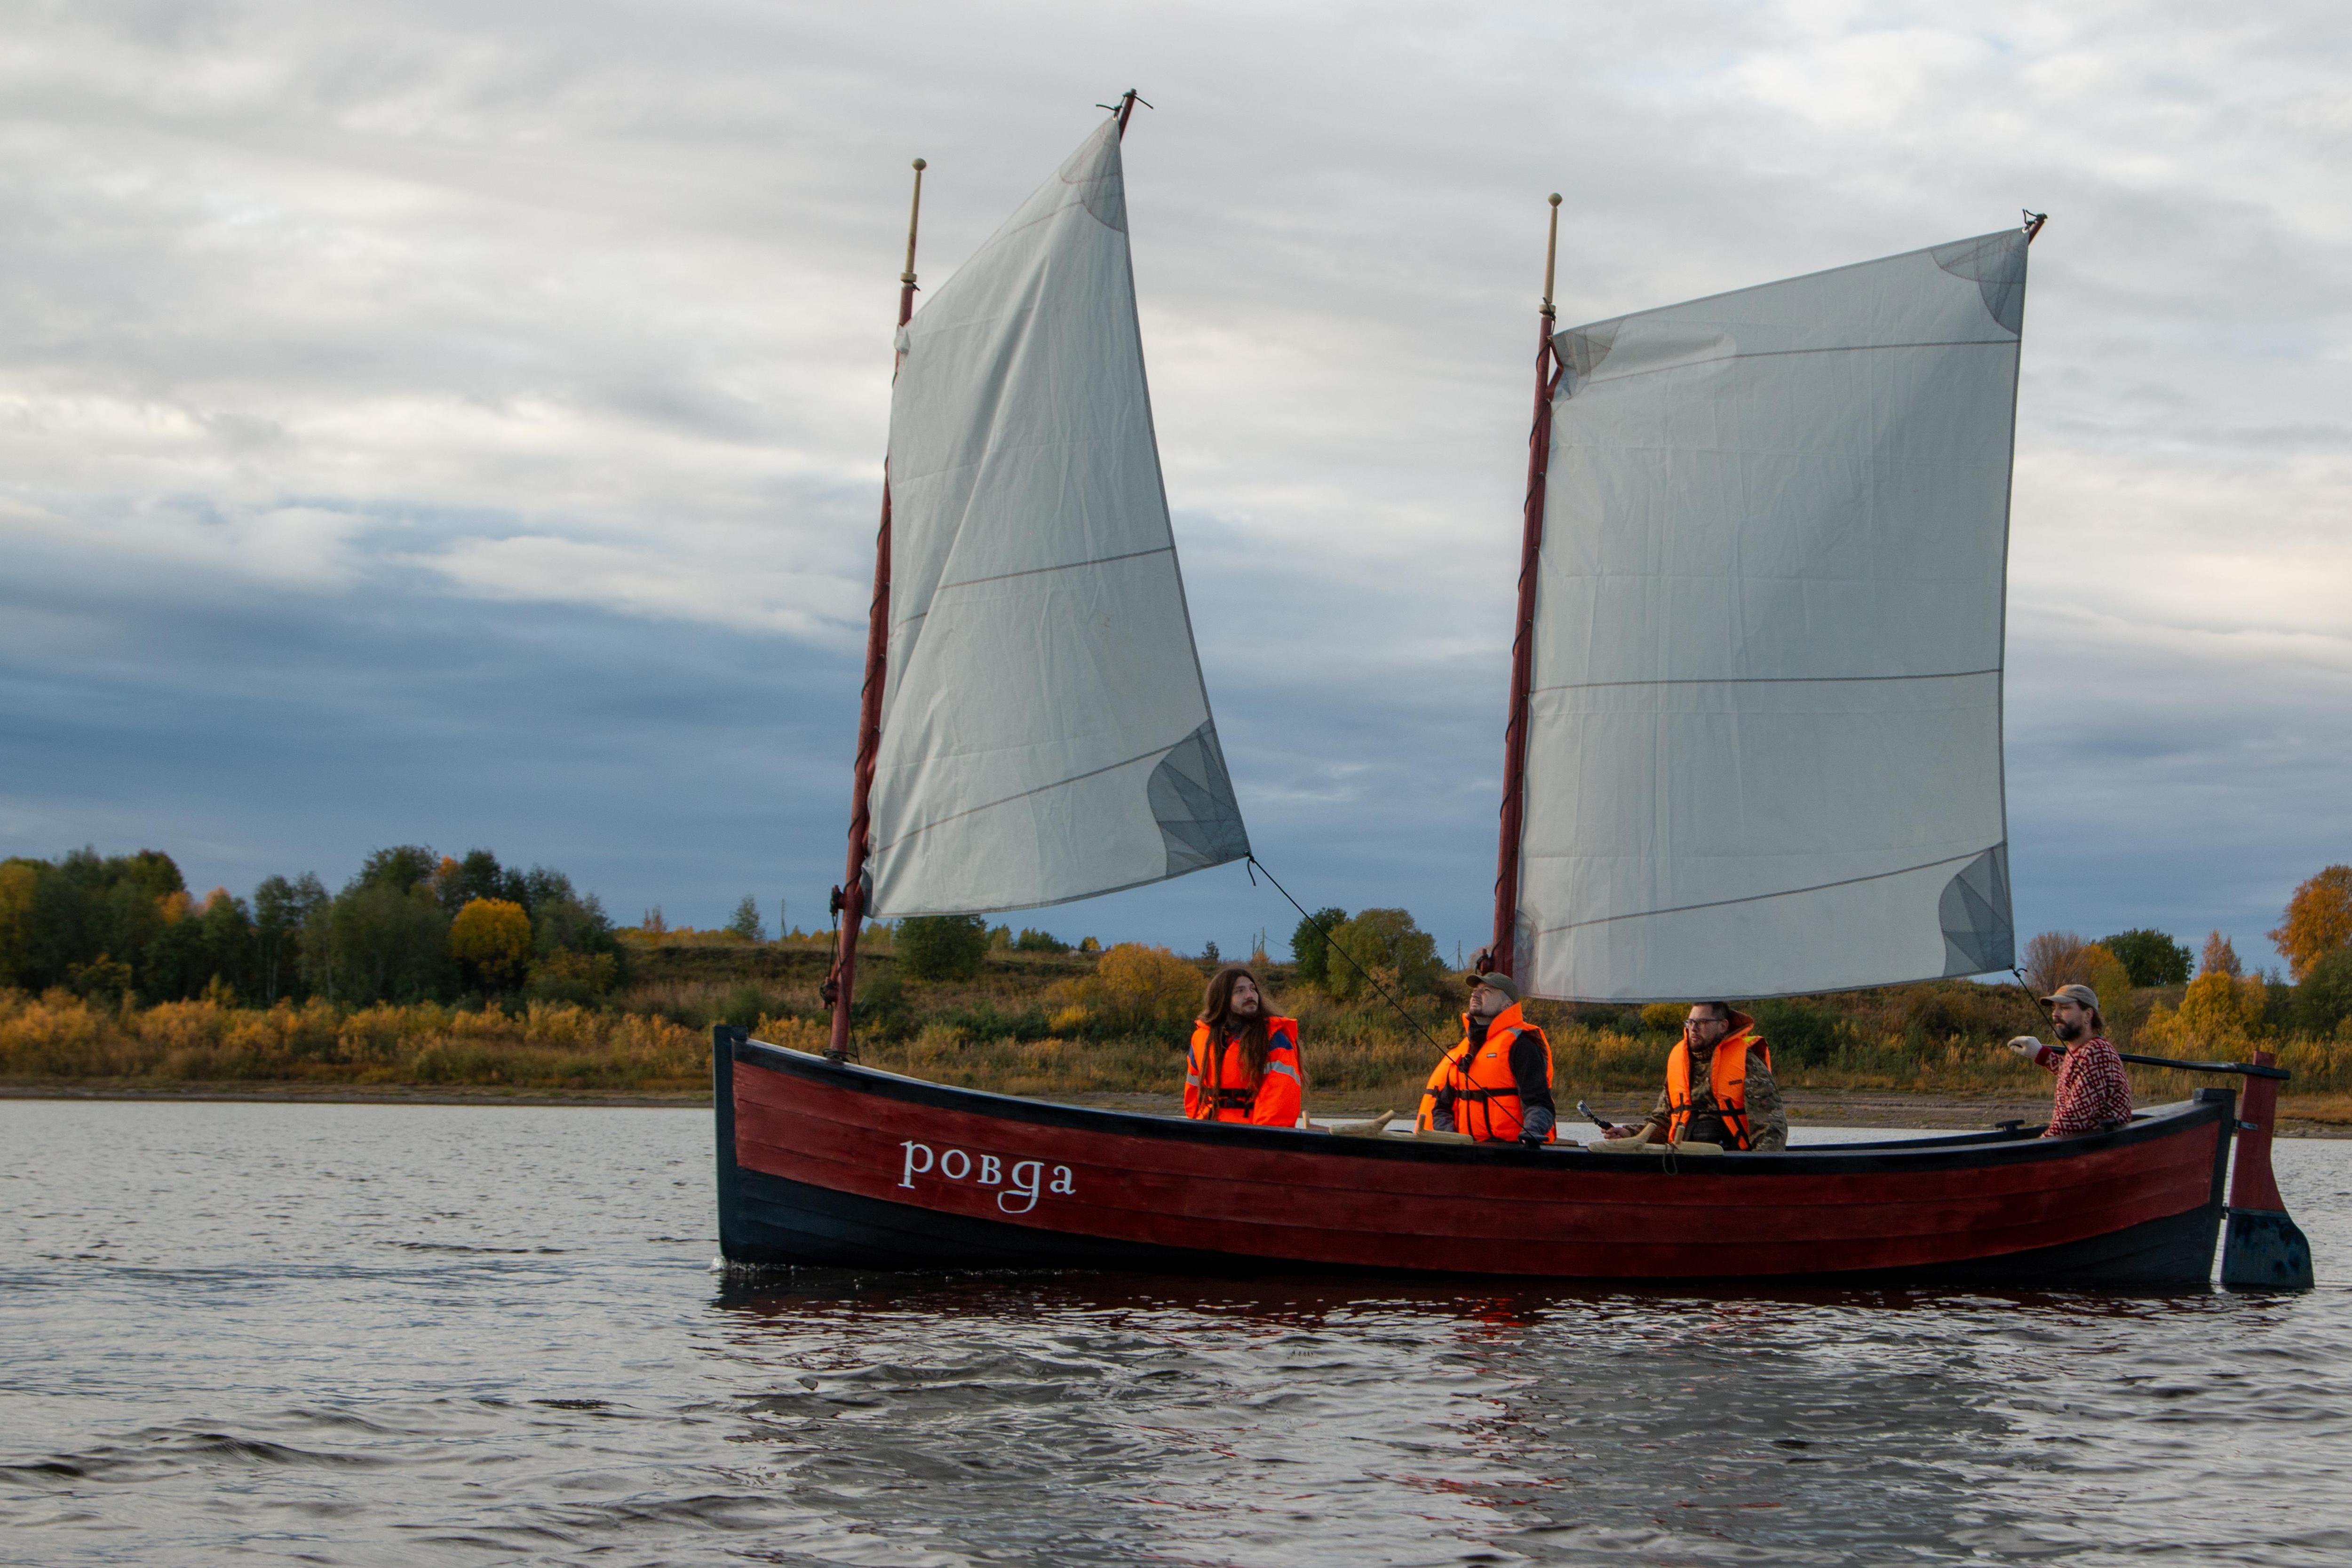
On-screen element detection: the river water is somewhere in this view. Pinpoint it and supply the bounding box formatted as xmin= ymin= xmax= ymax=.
xmin=2 ymin=1101 xmax=2348 ymax=1567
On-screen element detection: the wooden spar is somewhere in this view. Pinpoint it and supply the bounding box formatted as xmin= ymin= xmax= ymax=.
xmin=826 ymin=157 xmax=926 ymax=1062
xmin=1488 ymin=193 xmax=1564 ymax=977
xmin=1114 ymin=88 xmax=1146 ymax=138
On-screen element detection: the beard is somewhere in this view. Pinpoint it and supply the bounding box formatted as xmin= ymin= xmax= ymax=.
xmin=2053 ymin=1017 xmax=2086 ymax=1042
xmin=1229 ymin=993 xmax=1262 ymax=1020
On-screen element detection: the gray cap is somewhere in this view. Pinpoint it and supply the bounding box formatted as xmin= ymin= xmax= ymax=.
xmin=1469 ymin=971 xmax=1520 ymax=1003
xmin=2043 ymin=982 xmax=2098 ymax=1010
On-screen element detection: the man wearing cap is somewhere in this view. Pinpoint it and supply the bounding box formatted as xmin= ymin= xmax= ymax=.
xmin=2006 ymin=983 xmax=2133 ymax=1137
xmin=1415 ymin=969 xmax=1557 ymax=1145
xmin=1600 ymin=1002 xmax=1788 ymax=1151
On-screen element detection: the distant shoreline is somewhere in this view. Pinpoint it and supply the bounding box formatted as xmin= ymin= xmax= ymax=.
xmin=8 ymin=1079 xmax=2346 ymax=1136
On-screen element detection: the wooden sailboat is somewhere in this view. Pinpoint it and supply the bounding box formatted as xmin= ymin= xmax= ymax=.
xmin=717 ymin=103 xmax=2310 ymax=1289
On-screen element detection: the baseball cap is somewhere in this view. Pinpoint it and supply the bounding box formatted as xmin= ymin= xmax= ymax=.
xmin=1469 ymin=971 xmax=1520 ymax=1003
xmin=2042 ymin=982 xmax=2099 ymax=1009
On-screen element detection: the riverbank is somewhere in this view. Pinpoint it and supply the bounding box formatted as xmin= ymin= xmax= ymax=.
xmin=9 ymin=1078 xmax=2347 ymax=1134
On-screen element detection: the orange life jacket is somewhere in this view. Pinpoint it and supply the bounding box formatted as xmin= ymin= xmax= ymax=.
xmin=1664 ymin=1020 xmax=1771 ymax=1150
xmin=1414 ymin=1002 xmax=1555 ymax=1143
xmin=1185 ymin=1016 xmax=1303 ymax=1126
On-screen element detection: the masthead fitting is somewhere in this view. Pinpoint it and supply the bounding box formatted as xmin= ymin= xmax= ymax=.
xmin=1105 ymin=88 xmax=1152 ymax=138
xmin=900 ymin=159 xmax=927 ymax=285
xmin=1541 ymin=192 xmax=1563 ymax=320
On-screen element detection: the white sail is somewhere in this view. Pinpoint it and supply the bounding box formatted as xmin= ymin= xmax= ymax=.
xmin=1516 ymin=230 xmax=2028 ymax=1001
xmin=865 ymin=118 xmax=1248 ymax=918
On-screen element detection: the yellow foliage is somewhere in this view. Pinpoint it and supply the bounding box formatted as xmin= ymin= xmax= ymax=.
xmin=450 ymin=898 xmax=533 ymax=986
xmin=156 ymin=889 xmax=191 ymax=924
xmin=2143 ymin=970 xmax=2269 ymax=1056
xmin=1046 ymin=942 xmax=1201 ymax=1030
xmin=1639 ymin=1002 xmax=1686 ymax=1033
xmin=2271 ymin=865 xmax=2352 ymax=982
xmin=752 ymin=1014 xmax=830 ymax=1054
xmin=2079 ymin=944 xmax=2134 ymax=1034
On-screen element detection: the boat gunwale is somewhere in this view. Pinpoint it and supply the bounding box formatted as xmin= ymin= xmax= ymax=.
xmin=734 ymin=1036 xmax=2231 ymax=1180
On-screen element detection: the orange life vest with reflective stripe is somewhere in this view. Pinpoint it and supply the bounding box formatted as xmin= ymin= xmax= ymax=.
xmin=1185 ymin=1016 xmax=1303 ymax=1126
xmin=1664 ymin=1027 xmax=1771 ymax=1150
xmin=1414 ymin=1003 xmax=1554 ymax=1143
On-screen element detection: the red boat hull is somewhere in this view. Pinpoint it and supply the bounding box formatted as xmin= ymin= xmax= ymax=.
xmin=717 ymin=1033 xmax=2236 ymax=1288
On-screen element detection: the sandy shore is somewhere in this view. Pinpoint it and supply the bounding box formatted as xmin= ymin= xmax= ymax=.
xmin=7 ymin=1079 xmax=2345 ymax=1134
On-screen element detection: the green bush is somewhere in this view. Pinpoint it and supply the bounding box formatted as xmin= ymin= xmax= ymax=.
xmin=1748 ymin=998 xmax=1849 ymax=1067
xmin=1326 ymin=909 xmax=1445 ymax=1001
xmin=852 ymin=969 xmax=914 ymax=1039
xmin=896 ymin=915 xmax=989 ymax=982
xmin=2299 ymin=948 xmax=2352 ymax=1037
xmin=946 ymin=1002 xmax=1052 ymax=1041
xmin=1289 ymin=909 xmax=1346 ymax=987
xmin=2101 ymin=928 xmax=2193 ymax=987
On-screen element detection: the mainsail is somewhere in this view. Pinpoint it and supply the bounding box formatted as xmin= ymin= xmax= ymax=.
xmin=1514 ymin=230 xmax=2028 ymax=1001
xmin=864 ymin=117 xmax=1248 ymax=917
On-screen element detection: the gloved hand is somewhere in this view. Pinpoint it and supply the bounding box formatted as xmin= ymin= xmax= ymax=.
xmin=2006 ymin=1035 xmax=2044 ymax=1060
xmin=1518 ymin=1105 xmax=1556 ymax=1145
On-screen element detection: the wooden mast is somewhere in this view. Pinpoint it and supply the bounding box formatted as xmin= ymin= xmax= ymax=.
xmin=1487 ymin=193 xmax=1563 ymax=978
xmin=825 ymin=156 xmax=926 ymax=1062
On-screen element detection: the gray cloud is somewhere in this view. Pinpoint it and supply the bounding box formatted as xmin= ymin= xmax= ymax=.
xmin=3 ymin=0 xmax=2347 ymax=966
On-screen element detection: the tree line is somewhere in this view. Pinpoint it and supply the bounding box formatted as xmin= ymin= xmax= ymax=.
xmin=0 ymin=845 xmax=622 ymax=1007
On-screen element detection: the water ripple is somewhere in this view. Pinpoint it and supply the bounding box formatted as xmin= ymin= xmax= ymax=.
xmin=2 ymin=1101 xmax=2347 ymax=1566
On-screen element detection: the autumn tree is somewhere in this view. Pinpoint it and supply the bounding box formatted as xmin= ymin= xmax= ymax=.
xmin=2079 ymin=943 xmax=2135 ymax=1038
xmin=2020 ymin=931 xmax=2088 ymax=998
xmin=2145 ymin=968 xmax=2269 ymax=1055
xmin=1327 ymin=908 xmax=1446 ymax=1001
xmin=1046 ymin=943 xmax=1202 ymax=1037
xmin=450 ymin=898 xmax=533 ymax=990
xmin=2270 ymin=865 xmax=2352 ymax=982
xmin=2201 ymin=930 xmax=2242 ymax=979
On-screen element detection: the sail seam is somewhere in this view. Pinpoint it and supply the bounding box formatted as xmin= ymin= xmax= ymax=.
xmin=1572 ymin=338 xmax=2011 ymax=390
xmin=930 ymin=545 xmax=1173 ymax=596
xmin=1527 ymin=846 xmax=2001 ymax=936
xmin=1531 ymin=667 xmax=2001 ymax=695
xmin=872 ymin=740 xmax=1179 ymax=855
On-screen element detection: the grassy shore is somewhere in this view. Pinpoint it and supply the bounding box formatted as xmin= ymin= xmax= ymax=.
xmin=7 ymin=940 xmax=2348 ymax=1129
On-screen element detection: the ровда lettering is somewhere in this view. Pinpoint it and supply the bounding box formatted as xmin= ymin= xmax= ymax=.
xmin=899 ymin=1141 xmax=1075 ymax=1214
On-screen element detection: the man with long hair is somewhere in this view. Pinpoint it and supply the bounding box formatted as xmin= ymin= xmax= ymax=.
xmin=1185 ymin=966 xmax=1304 ymax=1126
xmin=2006 ymin=983 xmax=2132 ymax=1137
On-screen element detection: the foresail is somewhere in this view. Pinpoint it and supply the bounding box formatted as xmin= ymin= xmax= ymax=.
xmin=866 ymin=118 xmax=1248 ymax=917
xmin=1517 ymin=230 xmax=2027 ymax=1001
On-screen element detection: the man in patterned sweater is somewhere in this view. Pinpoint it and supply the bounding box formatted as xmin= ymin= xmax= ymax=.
xmin=2007 ymin=983 xmax=2133 ymax=1137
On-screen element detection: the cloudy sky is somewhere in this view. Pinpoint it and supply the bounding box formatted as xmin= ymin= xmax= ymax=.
xmin=2 ymin=0 xmax=2346 ymax=970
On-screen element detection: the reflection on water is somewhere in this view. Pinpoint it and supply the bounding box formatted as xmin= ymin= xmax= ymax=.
xmin=2 ymin=1101 xmax=2349 ymax=1566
